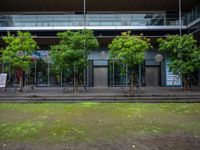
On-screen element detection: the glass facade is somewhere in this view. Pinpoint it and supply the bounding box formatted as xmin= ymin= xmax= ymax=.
xmin=108 ymin=60 xmax=144 ymax=86
xmin=1 ymin=58 xmax=147 ymax=87
xmin=183 ymin=4 xmax=200 ymax=25
xmin=108 ymin=61 xmax=127 ymax=86
xmin=0 ymin=50 xmax=86 ymax=87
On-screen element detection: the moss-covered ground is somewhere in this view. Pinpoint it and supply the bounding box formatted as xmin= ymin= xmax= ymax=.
xmin=0 ymin=103 xmax=200 ymax=144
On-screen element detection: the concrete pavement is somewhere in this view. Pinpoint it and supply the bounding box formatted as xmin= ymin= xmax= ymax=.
xmin=0 ymin=86 xmax=200 ymax=102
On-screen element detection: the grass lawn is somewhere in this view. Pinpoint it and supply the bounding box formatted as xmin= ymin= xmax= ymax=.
xmin=0 ymin=103 xmax=200 ymax=150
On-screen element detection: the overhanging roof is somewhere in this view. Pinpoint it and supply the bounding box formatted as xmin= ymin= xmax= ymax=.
xmin=0 ymin=0 xmax=199 ymax=13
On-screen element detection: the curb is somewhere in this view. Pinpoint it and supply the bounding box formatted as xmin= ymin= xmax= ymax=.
xmin=0 ymin=96 xmax=200 ymax=103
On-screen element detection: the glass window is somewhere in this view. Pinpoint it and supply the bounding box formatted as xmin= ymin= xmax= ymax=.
xmin=108 ymin=61 xmax=127 ymax=86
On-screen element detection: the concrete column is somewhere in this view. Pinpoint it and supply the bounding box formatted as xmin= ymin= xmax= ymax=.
xmin=84 ymin=0 xmax=86 ymax=27
xmin=179 ymin=0 xmax=182 ymax=36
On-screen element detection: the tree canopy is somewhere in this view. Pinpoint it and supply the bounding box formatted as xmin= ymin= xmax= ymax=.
xmin=51 ymin=30 xmax=99 ymax=72
xmin=158 ymin=34 xmax=200 ymax=90
xmin=0 ymin=31 xmax=38 ymax=91
xmin=50 ymin=30 xmax=99 ymax=91
xmin=109 ymin=32 xmax=151 ymax=68
xmin=1 ymin=31 xmax=37 ymax=72
xmin=109 ymin=31 xmax=151 ymax=92
xmin=158 ymin=34 xmax=200 ymax=78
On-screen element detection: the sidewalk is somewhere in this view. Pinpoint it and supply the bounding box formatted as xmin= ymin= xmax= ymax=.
xmin=1 ymin=86 xmax=200 ymax=96
xmin=0 ymin=86 xmax=200 ymax=102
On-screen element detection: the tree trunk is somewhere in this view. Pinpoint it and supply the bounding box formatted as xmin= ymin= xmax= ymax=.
xmin=19 ymin=76 xmax=23 ymax=92
xmin=75 ymin=76 xmax=79 ymax=93
xmin=184 ymin=77 xmax=191 ymax=91
xmin=73 ymin=67 xmax=78 ymax=93
xmin=16 ymin=69 xmax=23 ymax=92
xmin=73 ymin=77 xmax=76 ymax=92
xmin=73 ymin=73 xmax=79 ymax=93
xmin=79 ymin=76 xmax=86 ymax=91
xmin=130 ymin=69 xmax=135 ymax=93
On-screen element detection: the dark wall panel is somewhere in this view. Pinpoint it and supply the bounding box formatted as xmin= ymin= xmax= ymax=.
xmin=0 ymin=0 xmax=199 ymax=12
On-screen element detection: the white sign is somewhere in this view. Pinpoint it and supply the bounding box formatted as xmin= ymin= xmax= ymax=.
xmin=0 ymin=73 xmax=7 ymax=88
xmin=165 ymin=60 xmax=181 ymax=86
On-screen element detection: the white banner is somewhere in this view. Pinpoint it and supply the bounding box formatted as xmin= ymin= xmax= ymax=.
xmin=165 ymin=60 xmax=181 ymax=86
xmin=0 ymin=73 xmax=7 ymax=88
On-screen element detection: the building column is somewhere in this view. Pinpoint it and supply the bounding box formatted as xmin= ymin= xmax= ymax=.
xmin=179 ymin=0 xmax=182 ymax=36
xmin=84 ymin=0 xmax=86 ymax=27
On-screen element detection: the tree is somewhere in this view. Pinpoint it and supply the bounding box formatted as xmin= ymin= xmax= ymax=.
xmin=157 ymin=34 xmax=200 ymax=91
xmin=0 ymin=31 xmax=38 ymax=91
xmin=50 ymin=30 xmax=99 ymax=92
xmin=109 ymin=31 xmax=151 ymax=92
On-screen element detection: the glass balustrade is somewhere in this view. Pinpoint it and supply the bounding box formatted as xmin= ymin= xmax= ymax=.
xmin=0 ymin=14 xmax=187 ymax=28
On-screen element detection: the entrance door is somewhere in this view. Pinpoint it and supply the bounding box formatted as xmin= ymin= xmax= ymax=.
xmin=145 ymin=67 xmax=160 ymax=86
xmin=93 ymin=67 xmax=108 ymax=87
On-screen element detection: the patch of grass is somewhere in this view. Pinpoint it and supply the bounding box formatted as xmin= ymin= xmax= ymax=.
xmin=0 ymin=103 xmax=200 ymax=143
xmin=0 ymin=121 xmax=44 ymax=141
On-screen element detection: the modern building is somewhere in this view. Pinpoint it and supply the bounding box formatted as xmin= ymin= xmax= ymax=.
xmin=0 ymin=0 xmax=200 ymax=87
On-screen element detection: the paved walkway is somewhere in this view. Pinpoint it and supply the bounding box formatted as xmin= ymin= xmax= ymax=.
xmin=0 ymin=86 xmax=200 ymax=96
xmin=0 ymin=86 xmax=199 ymax=103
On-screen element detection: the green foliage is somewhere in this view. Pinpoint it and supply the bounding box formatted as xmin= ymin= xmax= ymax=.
xmin=0 ymin=31 xmax=38 ymax=72
xmin=109 ymin=32 xmax=151 ymax=91
xmin=158 ymin=34 xmax=200 ymax=78
xmin=50 ymin=30 xmax=99 ymax=75
xmin=109 ymin=31 xmax=151 ymax=68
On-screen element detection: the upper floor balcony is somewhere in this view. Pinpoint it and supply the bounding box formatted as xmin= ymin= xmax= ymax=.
xmin=0 ymin=13 xmax=190 ymax=31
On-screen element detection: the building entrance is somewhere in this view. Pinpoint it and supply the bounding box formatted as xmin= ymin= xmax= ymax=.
xmin=145 ymin=67 xmax=160 ymax=86
xmin=93 ymin=67 xmax=108 ymax=87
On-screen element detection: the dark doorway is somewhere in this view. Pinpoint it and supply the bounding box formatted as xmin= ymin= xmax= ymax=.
xmin=93 ymin=67 xmax=108 ymax=87
xmin=145 ymin=67 xmax=160 ymax=86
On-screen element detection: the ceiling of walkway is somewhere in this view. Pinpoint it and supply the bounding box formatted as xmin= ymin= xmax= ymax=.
xmin=0 ymin=0 xmax=199 ymax=13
